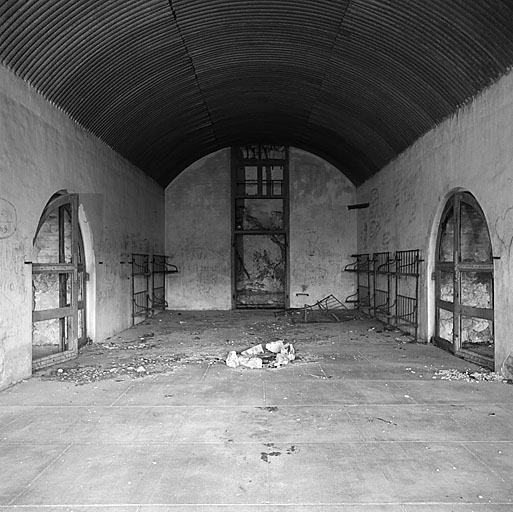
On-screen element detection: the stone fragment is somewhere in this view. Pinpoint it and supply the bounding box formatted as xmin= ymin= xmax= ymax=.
xmin=241 ymin=344 xmax=264 ymax=357
xmin=266 ymin=340 xmax=285 ymax=353
xmin=241 ymin=357 xmax=263 ymax=369
xmin=282 ymin=343 xmax=295 ymax=361
xmin=226 ymin=351 xmax=240 ymax=368
xmin=274 ymin=353 xmax=290 ymax=367
xmin=226 ymin=342 xmax=296 ymax=370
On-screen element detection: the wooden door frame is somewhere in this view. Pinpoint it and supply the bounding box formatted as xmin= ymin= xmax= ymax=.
xmin=231 ymin=145 xmax=290 ymax=309
xmin=32 ymin=193 xmax=86 ymax=370
xmin=434 ymin=191 xmax=494 ymax=368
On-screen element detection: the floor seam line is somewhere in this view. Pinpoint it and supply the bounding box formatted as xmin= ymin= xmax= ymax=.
xmin=0 ymin=409 xmax=32 ymax=433
xmin=108 ymin=384 xmax=135 ymax=407
xmin=461 ymin=442 xmax=508 ymax=482
xmin=8 ymin=442 xmax=73 ymax=506
xmin=391 ymin=380 xmax=420 ymax=404
xmin=200 ymin=362 xmax=211 ymax=381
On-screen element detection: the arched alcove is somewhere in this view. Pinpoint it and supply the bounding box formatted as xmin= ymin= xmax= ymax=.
xmin=434 ymin=191 xmax=494 ymax=368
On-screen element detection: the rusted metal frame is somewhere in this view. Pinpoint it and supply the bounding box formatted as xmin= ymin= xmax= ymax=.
xmin=133 ymin=290 xmax=150 ymax=317
xmin=393 ymin=250 xmax=422 ymax=339
xmin=395 ymin=294 xmax=418 ymax=326
xmin=372 ymin=251 xmax=393 ymax=321
xmin=344 ymin=253 xmax=372 ymax=311
xmin=148 ymin=291 xmax=167 ymax=311
xmin=150 ymin=255 xmax=169 ymax=313
xmin=132 ymin=253 xmax=151 ymax=275
xmin=310 ymin=294 xmax=348 ymax=322
xmin=395 ymin=248 xmax=421 ymax=276
xmin=132 ymin=253 xmax=151 ymax=323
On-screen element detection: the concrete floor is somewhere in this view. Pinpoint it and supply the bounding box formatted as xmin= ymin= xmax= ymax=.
xmin=1 ymin=310 xmax=512 ymax=511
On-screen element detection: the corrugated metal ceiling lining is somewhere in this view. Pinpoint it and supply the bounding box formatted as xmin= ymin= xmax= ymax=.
xmin=1 ymin=0 xmax=513 ymax=187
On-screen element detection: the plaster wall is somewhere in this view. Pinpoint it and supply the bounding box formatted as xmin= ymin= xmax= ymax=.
xmin=0 ymin=65 xmax=164 ymax=389
xmin=356 ymin=68 xmax=513 ymax=370
xmin=289 ymin=149 xmax=357 ymax=308
xmin=165 ymin=149 xmax=233 ymax=310
xmin=164 ymin=147 xmax=357 ymax=310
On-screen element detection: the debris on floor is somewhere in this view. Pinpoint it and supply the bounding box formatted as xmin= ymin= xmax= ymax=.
xmin=226 ymin=341 xmax=295 ymax=369
xmin=276 ymin=294 xmax=359 ymax=323
xmin=39 ymin=352 xmax=223 ymax=385
xmin=433 ymin=368 xmax=506 ymax=382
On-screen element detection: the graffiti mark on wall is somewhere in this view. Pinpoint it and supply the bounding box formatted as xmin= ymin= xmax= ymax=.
xmin=0 ymin=240 xmax=27 ymax=305
xmin=0 ymin=199 xmax=16 ymax=239
xmin=381 ymin=230 xmax=391 ymax=248
xmin=368 ymin=188 xmax=381 ymax=238
xmin=393 ymin=170 xmax=418 ymax=227
xmin=306 ymin=236 xmax=320 ymax=258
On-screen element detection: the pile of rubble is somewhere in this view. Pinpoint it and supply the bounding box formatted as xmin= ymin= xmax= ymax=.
xmin=433 ymin=368 xmax=506 ymax=382
xmin=226 ymin=340 xmax=295 ymax=369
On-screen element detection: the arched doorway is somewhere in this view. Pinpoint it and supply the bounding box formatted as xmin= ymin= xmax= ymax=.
xmin=434 ymin=191 xmax=494 ymax=368
xmin=32 ymin=193 xmax=87 ymax=370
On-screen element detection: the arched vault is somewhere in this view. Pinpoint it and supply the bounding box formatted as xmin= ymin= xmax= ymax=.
xmin=2 ymin=0 xmax=513 ymax=186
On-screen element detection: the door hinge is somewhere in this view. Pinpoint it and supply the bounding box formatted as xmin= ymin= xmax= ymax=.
xmin=84 ymin=272 xmax=90 ymax=282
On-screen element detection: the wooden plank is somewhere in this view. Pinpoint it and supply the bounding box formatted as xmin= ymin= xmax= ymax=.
xmin=32 ymin=264 xmax=75 ymax=273
xmin=33 ymin=306 xmax=73 ymax=322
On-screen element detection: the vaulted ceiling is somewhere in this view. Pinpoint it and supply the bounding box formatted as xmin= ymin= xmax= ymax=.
xmin=2 ymin=1 xmax=513 ymax=186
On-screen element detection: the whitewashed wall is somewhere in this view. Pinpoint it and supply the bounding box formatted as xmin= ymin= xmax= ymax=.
xmin=0 ymin=66 xmax=164 ymax=389
xmin=165 ymin=150 xmax=233 ymax=310
xmin=165 ymin=147 xmax=357 ymax=310
xmin=289 ymin=149 xmax=357 ymax=308
xmin=357 ymin=68 xmax=513 ymax=370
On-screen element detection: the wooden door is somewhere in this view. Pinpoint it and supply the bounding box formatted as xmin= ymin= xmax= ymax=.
xmin=32 ymin=194 xmax=86 ymax=369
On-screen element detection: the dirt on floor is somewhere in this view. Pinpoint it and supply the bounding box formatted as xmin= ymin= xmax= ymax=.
xmin=35 ymin=309 xmax=504 ymax=385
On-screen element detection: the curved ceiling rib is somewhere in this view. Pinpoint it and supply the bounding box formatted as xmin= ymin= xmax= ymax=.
xmin=2 ymin=0 xmax=513 ymax=186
